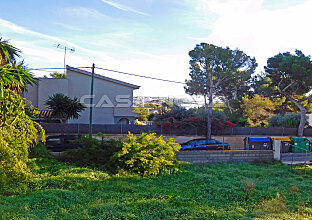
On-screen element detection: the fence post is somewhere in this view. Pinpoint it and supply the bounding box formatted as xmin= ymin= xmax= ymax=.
xmin=77 ymin=123 xmax=80 ymax=135
xmin=273 ymin=140 xmax=281 ymax=161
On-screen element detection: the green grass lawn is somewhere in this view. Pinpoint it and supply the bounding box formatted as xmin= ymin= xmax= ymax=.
xmin=1 ymin=160 xmax=312 ymax=219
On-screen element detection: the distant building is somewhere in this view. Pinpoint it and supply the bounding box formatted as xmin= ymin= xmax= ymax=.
xmin=24 ymin=66 xmax=140 ymax=124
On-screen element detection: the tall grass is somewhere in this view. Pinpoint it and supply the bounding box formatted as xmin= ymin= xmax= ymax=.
xmin=1 ymin=159 xmax=312 ymax=219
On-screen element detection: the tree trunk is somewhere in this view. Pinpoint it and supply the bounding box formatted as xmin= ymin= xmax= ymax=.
xmin=297 ymin=103 xmax=307 ymax=137
xmin=233 ymin=85 xmax=238 ymax=100
xmin=207 ymin=87 xmax=214 ymax=139
xmin=226 ymin=100 xmax=233 ymax=114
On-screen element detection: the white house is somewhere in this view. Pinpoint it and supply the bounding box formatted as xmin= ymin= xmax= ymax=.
xmin=24 ymin=66 xmax=140 ymax=124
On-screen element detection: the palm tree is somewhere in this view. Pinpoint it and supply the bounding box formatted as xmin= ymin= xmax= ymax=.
xmin=0 ymin=62 xmax=37 ymax=93
xmin=0 ymin=37 xmax=21 ymax=65
xmin=45 ymin=93 xmax=86 ymax=123
xmin=0 ymin=37 xmax=37 ymax=93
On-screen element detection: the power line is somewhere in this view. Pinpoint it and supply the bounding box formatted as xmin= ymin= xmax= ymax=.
xmin=95 ymin=67 xmax=186 ymax=84
xmin=29 ymin=66 xmax=186 ymax=85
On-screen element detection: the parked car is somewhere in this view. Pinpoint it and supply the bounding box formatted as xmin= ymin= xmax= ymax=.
xmin=180 ymin=139 xmax=230 ymax=150
xmin=45 ymin=135 xmax=82 ymax=152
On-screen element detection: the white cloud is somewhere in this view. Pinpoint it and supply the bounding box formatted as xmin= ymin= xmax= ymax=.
xmin=192 ymin=0 xmax=312 ymax=72
xmin=100 ymin=0 xmax=151 ymax=16
xmin=53 ymin=22 xmax=82 ymax=31
xmin=56 ymin=7 xmax=109 ymax=19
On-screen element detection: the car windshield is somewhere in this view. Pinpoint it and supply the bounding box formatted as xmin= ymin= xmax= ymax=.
xmin=186 ymin=139 xmax=218 ymax=145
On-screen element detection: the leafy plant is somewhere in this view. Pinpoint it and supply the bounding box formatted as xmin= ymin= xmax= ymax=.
xmin=0 ymin=62 xmax=37 ymax=93
xmin=62 ymin=135 xmax=123 ymax=170
xmin=243 ymin=95 xmax=275 ymax=127
xmin=268 ymin=113 xmax=307 ymax=128
xmin=0 ymin=37 xmax=21 ymax=65
xmin=50 ymin=72 xmax=66 ymax=78
xmin=0 ymin=89 xmax=45 ymax=194
xmin=45 ymin=93 xmax=86 ymax=122
xmin=111 ymin=132 xmax=180 ymax=176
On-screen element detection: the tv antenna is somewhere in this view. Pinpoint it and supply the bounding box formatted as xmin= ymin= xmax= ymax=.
xmin=55 ymin=44 xmax=75 ymax=74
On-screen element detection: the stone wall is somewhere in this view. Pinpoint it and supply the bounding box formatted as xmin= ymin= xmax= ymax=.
xmin=176 ymin=150 xmax=274 ymax=164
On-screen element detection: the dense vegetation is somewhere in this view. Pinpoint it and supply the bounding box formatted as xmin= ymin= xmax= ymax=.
xmin=62 ymin=132 xmax=181 ymax=176
xmin=1 ymin=154 xmax=312 ymax=219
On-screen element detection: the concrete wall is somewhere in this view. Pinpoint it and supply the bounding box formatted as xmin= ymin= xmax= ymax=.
xmin=176 ymin=150 xmax=274 ymax=164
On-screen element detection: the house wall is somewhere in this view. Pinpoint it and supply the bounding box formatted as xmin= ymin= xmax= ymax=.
xmin=38 ymin=78 xmax=69 ymax=110
xmin=23 ymin=69 xmax=137 ymax=124
xmin=23 ymin=83 xmax=38 ymax=107
xmin=66 ymin=69 xmax=135 ymax=124
xmin=23 ymin=78 xmax=68 ymax=109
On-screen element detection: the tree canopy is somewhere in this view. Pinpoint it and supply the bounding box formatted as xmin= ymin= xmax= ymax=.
xmin=185 ymin=43 xmax=256 ymax=138
xmin=50 ymin=72 xmax=66 ymax=79
xmin=243 ymin=95 xmax=275 ymax=127
xmin=263 ymin=50 xmax=312 ymax=136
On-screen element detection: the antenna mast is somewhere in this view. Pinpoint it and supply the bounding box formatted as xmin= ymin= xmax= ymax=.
xmin=56 ymin=44 xmax=75 ymax=74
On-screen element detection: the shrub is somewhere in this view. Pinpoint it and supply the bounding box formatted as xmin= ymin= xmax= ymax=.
xmin=110 ymin=132 xmax=180 ymax=176
xmin=62 ymin=135 xmax=123 ymax=170
xmin=268 ymin=113 xmax=306 ymax=128
xmin=29 ymin=142 xmax=53 ymax=160
xmin=0 ymin=89 xmax=45 ymax=194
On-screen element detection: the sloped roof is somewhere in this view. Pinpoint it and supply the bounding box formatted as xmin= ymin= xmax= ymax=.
xmin=66 ymin=66 xmax=140 ymax=89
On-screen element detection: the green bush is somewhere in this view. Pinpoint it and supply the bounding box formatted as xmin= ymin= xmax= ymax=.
xmin=0 ymin=89 xmax=45 ymax=194
xmin=268 ymin=113 xmax=307 ymax=128
xmin=62 ymin=135 xmax=123 ymax=170
xmin=110 ymin=132 xmax=181 ymax=176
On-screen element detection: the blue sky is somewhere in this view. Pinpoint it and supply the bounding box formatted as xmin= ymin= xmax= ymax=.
xmin=0 ymin=0 xmax=311 ymax=98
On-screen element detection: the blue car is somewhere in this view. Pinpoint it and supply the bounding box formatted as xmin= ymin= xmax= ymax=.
xmin=180 ymin=139 xmax=230 ymax=151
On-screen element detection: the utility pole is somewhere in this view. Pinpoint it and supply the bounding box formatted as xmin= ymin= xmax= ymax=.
xmin=56 ymin=44 xmax=75 ymax=74
xmin=89 ymin=63 xmax=95 ymax=137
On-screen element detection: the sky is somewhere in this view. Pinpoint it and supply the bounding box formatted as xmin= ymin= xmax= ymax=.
xmin=1 ymin=0 xmax=312 ymax=99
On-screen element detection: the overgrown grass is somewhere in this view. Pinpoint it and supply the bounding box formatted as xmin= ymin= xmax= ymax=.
xmin=1 ymin=159 xmax=312 ymax=219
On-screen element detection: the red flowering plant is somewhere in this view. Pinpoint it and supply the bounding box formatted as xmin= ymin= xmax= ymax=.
xmin=156 ymin=117 xmax=182 ymax=131
xmin=180 ymin=117 xmax=200 ymax=128
xmin=155 ymin=109 xmax=235 ymax=133
xmin=211 ymin=115 xmax=235 ymax=134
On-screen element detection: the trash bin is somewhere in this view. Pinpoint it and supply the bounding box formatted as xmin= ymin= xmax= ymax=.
xmin=290 ymin=137 xmax=310 ymax=152
xmin=244 ymin=137 xmax=272 ymax=150
xmin=305 ymin=138 xmax=312 ymax=152
xmin=269 ymin=137 xmax=291 ymax=153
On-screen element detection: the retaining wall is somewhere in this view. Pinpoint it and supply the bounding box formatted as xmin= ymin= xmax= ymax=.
xmin=176 ymin=150 xmax=274 ymax=164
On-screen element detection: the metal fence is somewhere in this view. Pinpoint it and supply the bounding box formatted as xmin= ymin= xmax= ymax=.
xmin=41 ymin=123 xmax=312 ymax=136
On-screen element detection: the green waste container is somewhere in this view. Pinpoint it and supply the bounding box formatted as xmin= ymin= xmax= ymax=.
xmin=306 ymin=138 xmax=312 ymax=152
xmin=290 ymin=137 xmax=310 ymax=152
